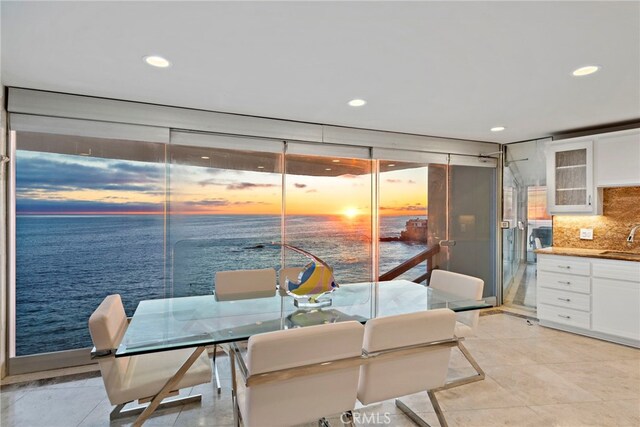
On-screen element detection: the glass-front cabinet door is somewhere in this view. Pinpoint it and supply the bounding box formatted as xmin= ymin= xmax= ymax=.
xmin=546 ymin=139 xmax=597 ymax=214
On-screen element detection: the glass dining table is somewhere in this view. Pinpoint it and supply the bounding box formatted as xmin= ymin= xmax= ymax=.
xmin=110 ymin=279 xmax=489 ymax=426
xmin=116 ymin=279 xmax=489 ymax=357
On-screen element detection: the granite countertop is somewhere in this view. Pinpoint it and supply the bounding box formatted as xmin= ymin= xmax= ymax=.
xmin=535 ymin=247 xmax=640 ymax=262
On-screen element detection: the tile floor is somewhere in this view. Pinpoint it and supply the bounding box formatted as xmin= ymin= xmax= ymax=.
xmin=1 ymin=313 xmax=639 ymax=427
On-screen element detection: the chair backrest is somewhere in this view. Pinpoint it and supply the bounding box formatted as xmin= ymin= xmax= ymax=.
xmin=214 ymin=268 xmax=276 ymax=301
xmin=241 ymin=321 xmax=364 ymax=427
xmin=357 ymin=309 xmax=456 ymax=405
xmin=88 ymin=294 xmax=130 ymax=403
xmin=429 ymin=269 xmax=484 ymax=333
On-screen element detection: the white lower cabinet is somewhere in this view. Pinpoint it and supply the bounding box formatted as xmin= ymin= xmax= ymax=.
xmin=537 ymin=254 xmax=640 ymax=347
xmin=592 ymin=278 xmax=640 ymax=340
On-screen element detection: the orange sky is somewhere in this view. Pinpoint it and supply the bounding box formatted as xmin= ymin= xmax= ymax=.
xmin=18 ymin=150 xmax=430 ymax=216
xmin=160 ymin=163 xmax=428 ymax=216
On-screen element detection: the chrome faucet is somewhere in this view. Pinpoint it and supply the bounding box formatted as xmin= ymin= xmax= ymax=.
xmin=627 ymin=224 xmax=640 ymax=244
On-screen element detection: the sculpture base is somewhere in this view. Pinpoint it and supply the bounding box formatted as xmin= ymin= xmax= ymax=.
xmin=294 ymin=297 xmax=333 ymax=309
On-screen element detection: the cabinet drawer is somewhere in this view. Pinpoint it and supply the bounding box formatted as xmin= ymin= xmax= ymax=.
xmin=538 ymin=288 xmax=591 ymax=312
xmin=538 ymin=271 xmax=590 ymax=294
xmin=538 ymin=304 xmax=591 ymax=329
xmin=538 ymin=255 xmax=590 ymax=276
xmin=592 ymin=260 xmax=640 ymax=283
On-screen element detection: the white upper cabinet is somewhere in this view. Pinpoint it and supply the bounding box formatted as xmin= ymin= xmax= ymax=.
xmin=594 ymin=129 xmax=640 ymax=187
xmin=546 ymin=139 xmax=598 ymax=214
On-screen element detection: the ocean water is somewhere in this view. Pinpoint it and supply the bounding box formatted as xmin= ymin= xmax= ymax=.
xmin=16 ymin=215 xmax=427 ymax=355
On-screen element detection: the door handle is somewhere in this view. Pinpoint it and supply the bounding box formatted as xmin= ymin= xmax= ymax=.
xmin=439 ymin=240 xmax=456 ymax=247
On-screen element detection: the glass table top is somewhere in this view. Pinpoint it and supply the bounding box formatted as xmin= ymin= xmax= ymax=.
xmin=116 ymin=279 xmax=489 ymax=357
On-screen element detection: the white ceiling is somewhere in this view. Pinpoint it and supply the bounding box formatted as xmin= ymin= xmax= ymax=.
xmin=2 ymin=1 xmax=639 ymax=144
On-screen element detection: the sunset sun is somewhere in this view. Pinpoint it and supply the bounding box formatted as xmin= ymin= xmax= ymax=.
xmin=343 ymin=207 xmax=359 ymax=218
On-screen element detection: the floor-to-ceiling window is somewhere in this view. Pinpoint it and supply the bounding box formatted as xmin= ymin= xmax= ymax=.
xmin=375 ymin=149 xmax=449 ymax=284
xmin=12 ymin=130 xmax=166 ymax=356
xmin=283 ymin=143 xmax=373 ymax=283
xmin=168 ymin=132 xmax=283 ymax=297
xmin=8 ymin=115 xmax=499 ymax=373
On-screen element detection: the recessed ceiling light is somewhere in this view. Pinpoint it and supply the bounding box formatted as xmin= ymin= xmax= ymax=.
xmin=325 ymin=168 xmax=332 ymax=171
xmin=144 ymin=55 xmax=171 ymax=68
xmin=348 ymin=99 xmax=367 ymax=107
xmin=572 ymin=65 xmax=600 ymax=77
xmin=332 ymin=159 xmax=341 ymax=163
xmin=388 ymin=164 xmax=396 ymax=167
xmin=201 ymin=156 xmax=210 ymax=160
xmin=257 ymin=166 xmax=265 ymax=169
xmin=490 ymin=126 xmax=506 ymax=132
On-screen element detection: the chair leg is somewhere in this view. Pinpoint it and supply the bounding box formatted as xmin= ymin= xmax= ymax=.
xmin=395 ymin=398 xmax=431 ymax=427
xmin=230 ymin=346 xmax=241 ymax=427
xmin=232 ymin=389 xmax=240 ymax=427
xmin=342 ymin=410 xmax=355 ymax=427
xmin=435 ymin=340 xmax=485 ymax=391
xmin=212 ymin=344 xmax=222 ymax=394
xmin=427 ymin=391 xmax=448 ymax=427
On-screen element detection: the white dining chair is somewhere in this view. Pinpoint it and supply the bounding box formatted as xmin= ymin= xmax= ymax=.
xmin=215 ymin=267 xmax=277 ymax=301
xmin=88 ymin=294 xmax=212 ymax=422
xmin=428 ymin=269 xmax=486 ymax=388
xmin=230 ymin=321 xmax=364 ymax=427
xmin=357 ymin=309 xmax=457 ymax=427
xmin=212 ymin=268 xmax=278 ymax=393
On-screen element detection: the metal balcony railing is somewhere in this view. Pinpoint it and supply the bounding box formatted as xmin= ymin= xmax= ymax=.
xmin=378 ymin=245 xmax=440 ymax=283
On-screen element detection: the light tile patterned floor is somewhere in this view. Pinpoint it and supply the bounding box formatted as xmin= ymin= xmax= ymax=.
xmin=1 ymin=313 xmax=639 ymax=427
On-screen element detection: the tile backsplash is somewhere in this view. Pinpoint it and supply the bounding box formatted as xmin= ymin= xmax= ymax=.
xmin=552 ymin=186 xmax=640 ymax=253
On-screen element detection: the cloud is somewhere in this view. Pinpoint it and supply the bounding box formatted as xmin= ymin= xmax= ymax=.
xmin=16 ymin=154 xmax=164 ymax=194
xmin=226 ymin=182 xmax=277 ymax=190
xmin=305 ymin=189 xmax=317 ymax=193
xmin=380 ymin=204 xmax=426 ymax=212
xmin=232 ymin=201 xmax=268 ymax=205
xmin=339 ymin=174 xmax=358 ymax=179
xmin=386 ymin=179 xmax=417 ymax=184
xmin=294 ymin=183 xmax=307 ymax=188
xmin=16 ymin=199 xmax=162 ymax=214
xmin=198 ymin=178 xmax=225 ymax=187
xmin=179 ymin=198 xmax=269 ymax=209
xmin=183 ymin=198 xmax=231 ymax=207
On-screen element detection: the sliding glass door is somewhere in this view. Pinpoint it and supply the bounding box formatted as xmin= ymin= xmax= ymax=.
xmin=283 ymin=143 xmax=373 ymax=283
xmin=375 ymin=149 xmax=448 ymax=283
xmin=168 ymin=132 xmax=283 ymax=297
xmin=11 ymin=126 xmax=167 ymax=361
xmin=428 ymin=157 xmax=498 ymax=299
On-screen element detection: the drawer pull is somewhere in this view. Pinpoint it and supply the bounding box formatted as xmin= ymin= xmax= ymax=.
xmin=558 ymin=314 xmax=571 ymax=319
xmin=557 ymin=297 xmax=571 ymax=302
xmin=557 ymin=265 xmax=571 ymax=269
xmin=558 ymin=281 xmax=571 ymax=285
